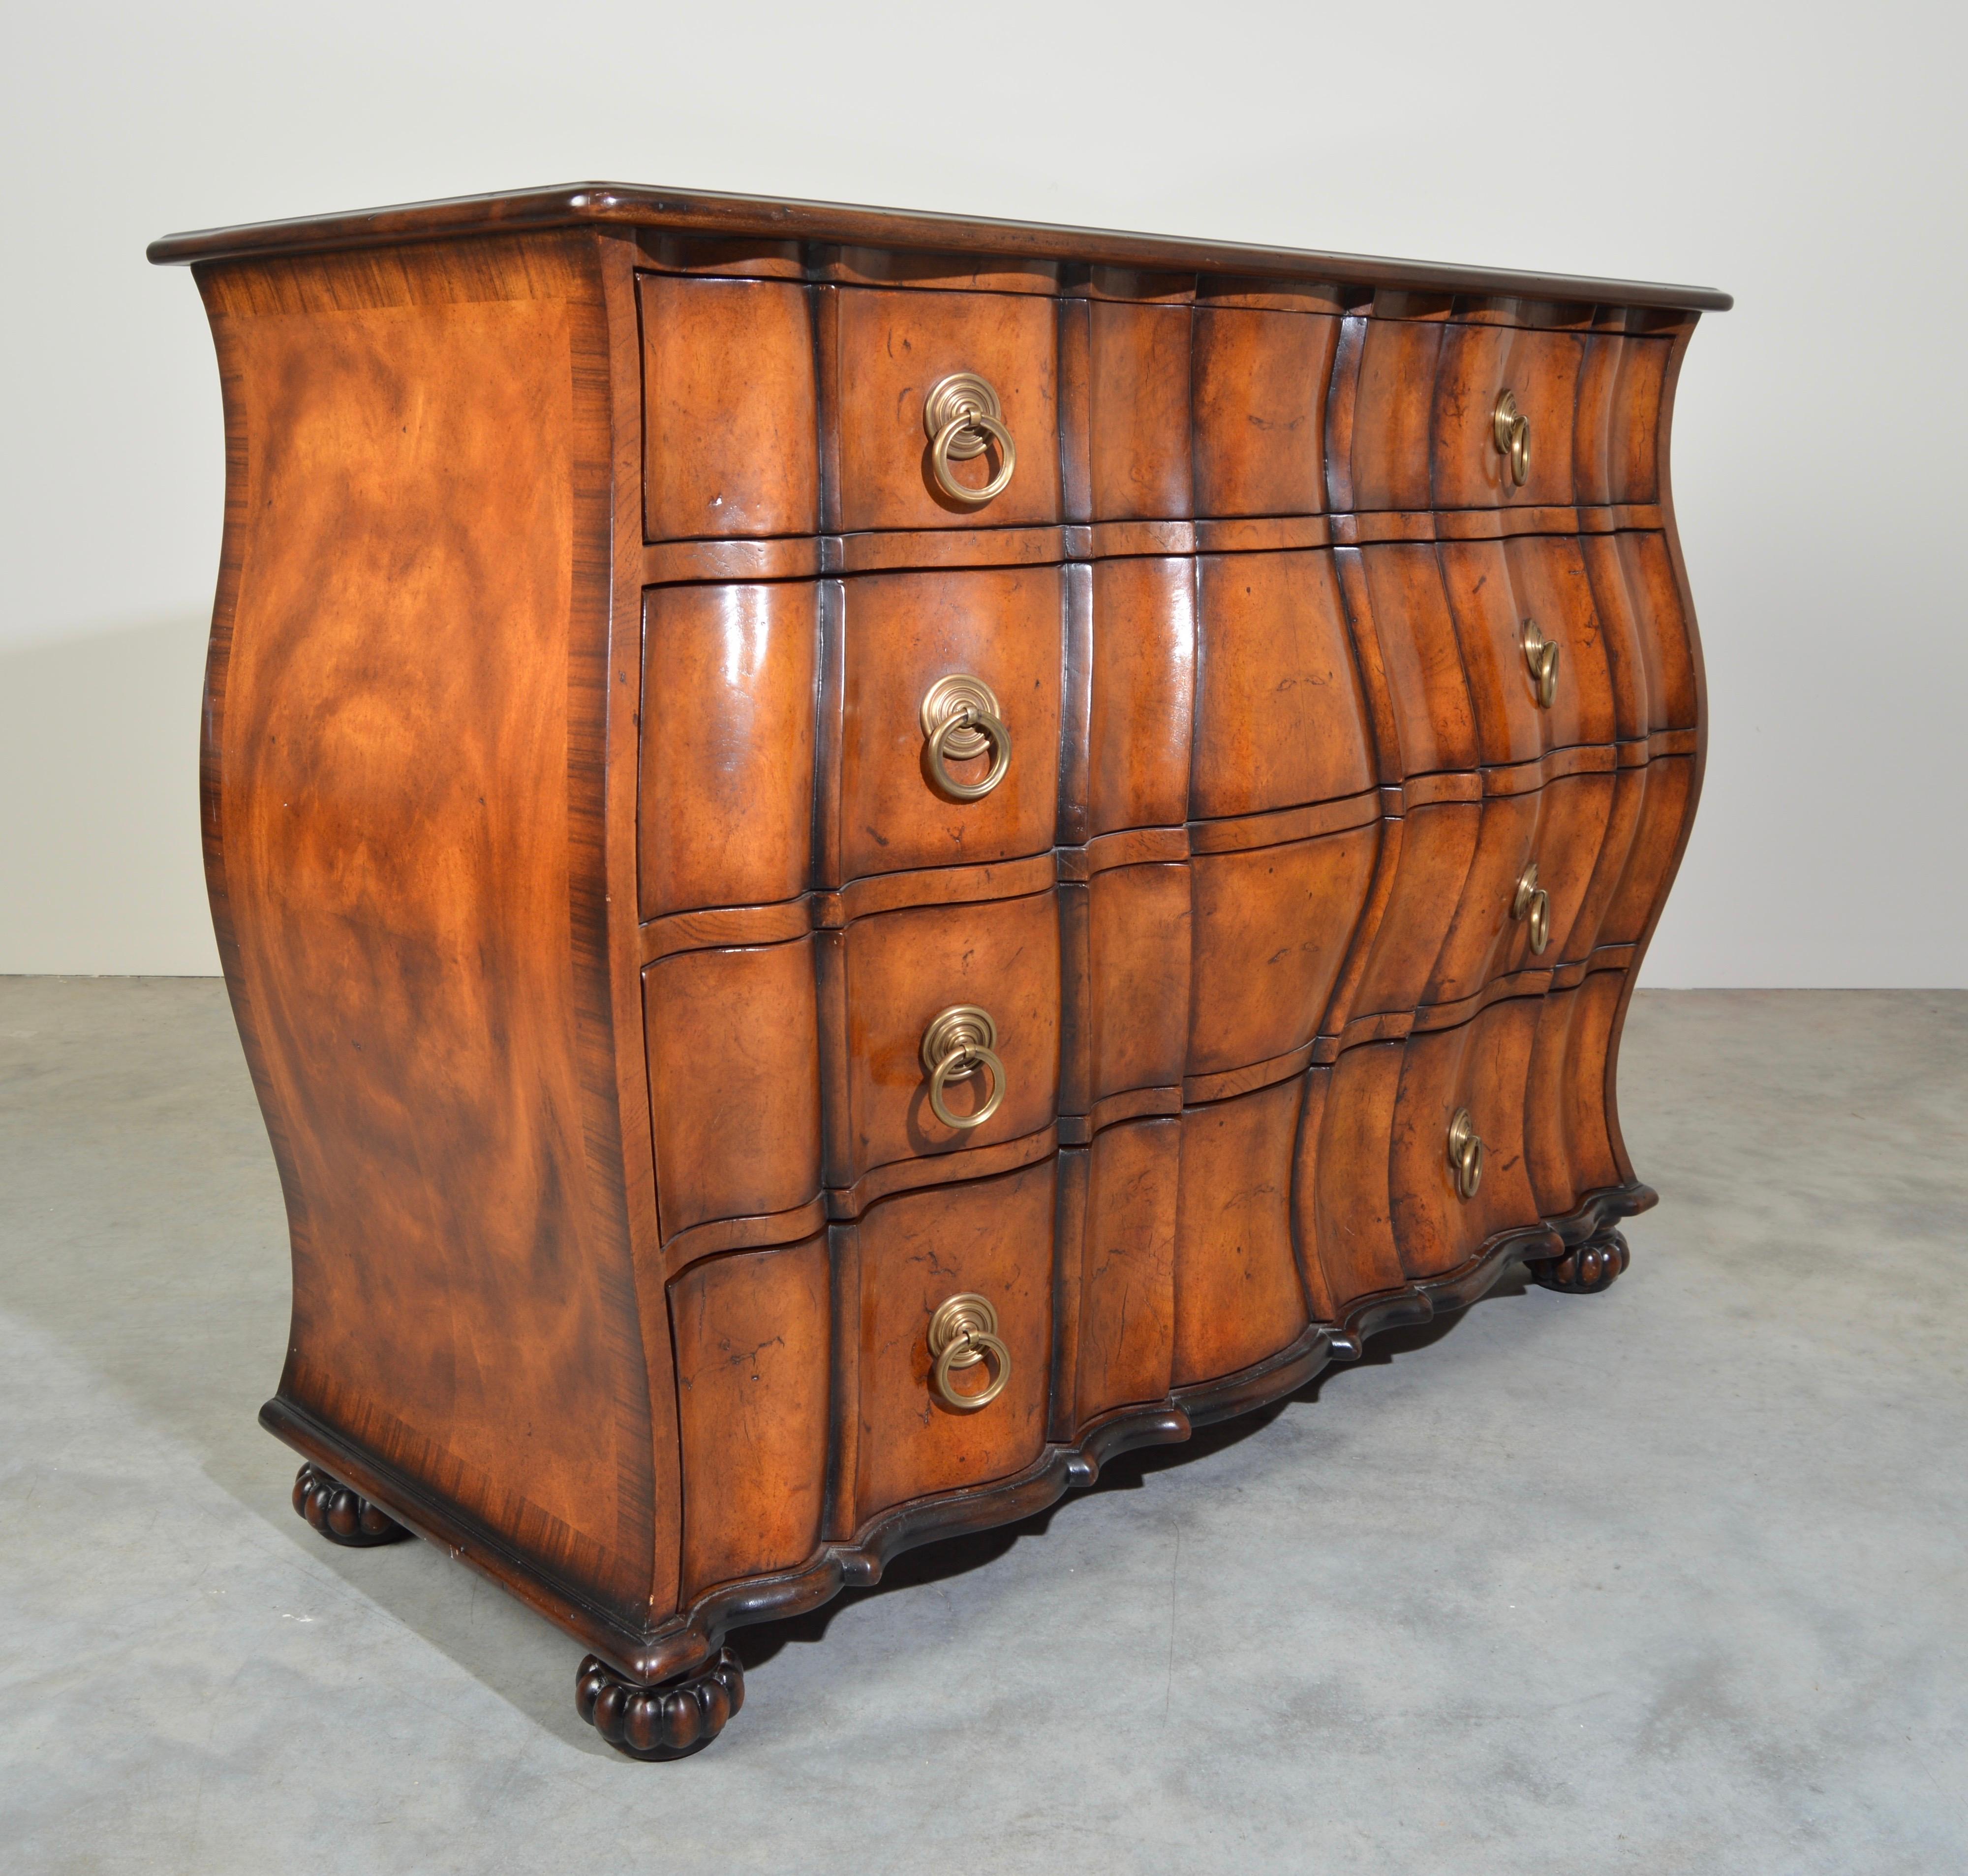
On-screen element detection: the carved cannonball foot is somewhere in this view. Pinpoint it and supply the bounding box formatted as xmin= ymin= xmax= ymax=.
xmin=1531 ymin=1228 xmax=1630 ymax=1294
xmin=577 ymin=1647 xmax=744 ymax=1761
xmin=292 ymin=1462 xmax=412 ymax=1546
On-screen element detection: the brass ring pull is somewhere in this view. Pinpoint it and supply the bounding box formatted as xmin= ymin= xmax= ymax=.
xmin=921 ymin=1005 xmax=1007 ymax=1131
xmin=920 ymin=673 xmax=1012 ymax=801
xmin=1511 ymin=862 xmax=1552 ymax=956
xmin=1447 ymin=1108 xmax=1484 ymax=1201
xmin=924 ymin=371 xmax=1017 ymax=506
xmin=1493 ymin=388 xmax=1531 ymax=487
xmin=927 ymin=1293 xmax=1012 ymax=1412
xmin=1520 ymin=617 xmax=1561 ymax=709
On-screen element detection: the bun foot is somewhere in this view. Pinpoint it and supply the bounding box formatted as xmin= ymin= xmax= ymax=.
xmin=1530 ymin=1228 xmax=1630 ymax=1295
xmin=577 ymin=1647 xmax=744 ymax=1761
xmin=292 ymin=1462 xmax=412 ymax=1546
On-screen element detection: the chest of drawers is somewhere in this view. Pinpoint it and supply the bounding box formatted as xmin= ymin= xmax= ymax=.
xmin=151 ymin=185 xmax=1725 ymax=1759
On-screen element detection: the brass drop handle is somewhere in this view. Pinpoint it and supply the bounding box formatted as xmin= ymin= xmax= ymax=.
xmin=1520 ymin=617 xmax=1561 ymax=709
xmin=920 ymin=674 xmax=1012 ymax=801
xmin=1493 ymin=388 xmax=1531 ymax=487
xmin=921 ymin=1005 xmax=1007 ymax=1132
xmin=924 ymin=371 xmax=1016 ymax=506
xmin=1512 ymin=861 xmax=1552 ymax=956
xmin=927 ymin=1293 xmax=1012 ymax=1412
xmin=1447 ymin=1108 xmax=1484 ymax=1201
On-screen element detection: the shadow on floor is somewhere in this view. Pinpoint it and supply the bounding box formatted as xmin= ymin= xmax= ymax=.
xmin=733 ymin=1295 xmax=1484 ymax=1671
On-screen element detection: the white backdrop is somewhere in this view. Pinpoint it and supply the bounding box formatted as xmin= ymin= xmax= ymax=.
xmin=3 ymin=0 xmax=1962 ymax=982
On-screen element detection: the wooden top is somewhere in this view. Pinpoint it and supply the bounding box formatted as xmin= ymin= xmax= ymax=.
xmin=147 ymin=182 xmax=1733 ymax=312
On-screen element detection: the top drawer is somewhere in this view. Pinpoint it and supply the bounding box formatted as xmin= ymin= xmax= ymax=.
xmin=639 ymin=274 xmax=1060 ymax=542
xmin=825 ymin=287 xmax=1061 ymax=532
xmin=1339 ymin=319 xmax=1673 ymax=513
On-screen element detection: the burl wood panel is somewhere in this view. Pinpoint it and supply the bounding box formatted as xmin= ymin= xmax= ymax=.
xmin=1524 ymin=976 xmax=1625 ymax=1216
xmin=827 ymin=287 xmax=1062 ymax=531
xmin=1435 ymin=537 xmax=1615 ymax=763
xmin=855 ymin=1160 xmax=1056 ymax=1520
xmin=199 ymin=237 xmax=668 ymax=1618
xmin=1187 ymin=825 xmax=1381 ymax=1076
xmin=1344 ymin=319 xmax=1442 ymax=512
xmin=1193 ymin=306 xmax=1339 ymax=517
xmin=1351 ymin=544 xmax=1481 ymax=777
xmin=639 ymin=582 xmax=817 ymax=919
xmin=1087 ymin=300 xmax=1193 ymax=520
xmin=1172 ymin=1079 xmax=1309 ymax=1385
xmin=1293 ymin=1044 xmax=1411 ymax=1318
xmin=671 ymin=1235 xmax=830 ymax=1600
xmin=1389 ymin=998 xmax=1541 ymax=1279
xmin=1086 ymin=556 xmax=1195 ymax=836
xmin=1088 ymin=864 xmax=1192 ymax=1102
xmin=1076 ymin=1119 xmax=1180 ymax=1422
xmin=1431 ymin=326 xmax=1585 ymax=508
xmin=1611 ymin=531 xmax=1699 ymax=732
xmin=1190 ymin=550 xmax=1375 ymax=819
xmin=644 ymin=939 xmax=823 ymax=1241
xmin=839 ymin=889 xmax=1062 ymax=1177
xmin=836 ymin=566 xmax=1062 ymax=882
xmin=639 ymin=274 xmax=819 ymax=542
xmin=1575 ymin=335 xmax=1668 ymax=506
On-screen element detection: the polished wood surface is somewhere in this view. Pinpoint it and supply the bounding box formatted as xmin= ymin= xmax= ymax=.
xmin=158 ymin=184 xmax=1717 ymax=1753
xmin=149 ymin=183 xmax=1732 ymax=313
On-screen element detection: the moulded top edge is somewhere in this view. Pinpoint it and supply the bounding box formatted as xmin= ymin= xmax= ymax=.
xmin=144 ymin=181 xmax=1734 ymax=313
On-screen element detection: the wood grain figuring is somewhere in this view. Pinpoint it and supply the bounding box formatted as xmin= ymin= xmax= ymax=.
xmin=1086 ymin=556 xmax=1195 ymax=835
xmin=1191 ymin=551 xmax=1375 ymax=818
xmin=639 ymin=581 xmax=817 ymax=918
xmin=1389 ymin=997 xmax=1540 ymax=1279
xmin=1353 ymin=544 xmax=1480 ymax=777
xmin=1088 ymin=301 xmax=1193 ymax=520
xmin=1347 ymin=320 xmax=1442 ymax=511
xmin=1088 ymin=863 xmax=1193 ymax=1101
xmin=1296 ymin=1044 xmax=1410 ymax=1314
xmin=158 ymin=190 xmax=1716 ymax=1745
xmin=1431 ymin=327 xmax=1584 ymax=508
xmin=671 ymin=1235 xmax=830 ymax=1599
xmin=1523 ymin=979 xmax=1622 ymax=1217
xmin=1172 ymin=1079 xmax=1309 ymax=1386
xmin=644 ymin=939 xmax=822 ymax=1241
xmin=828 ymin=288 xmax=1061 ymax=531
xmin=1614 ymin=532 xmax=1700 ymax=731
xmin=840 ymin=889 xmax=1061 ymax=1176
xmin=1339 ymin=803 xmax=1477 ymax=1023
xmin=1608 ymin=340 xmax=1670 ymax=502
xmin=855 ymin=1161 xmax=1056 ymax=1520
xmin=1187 ymin=825 xmax=1381 ymax=1076
xmin=197 ymin=237 xmax=666 ymax=1623
xmin=836 ymin=566 xmax=1062 ymax=882
xmin=1076 ymin=1118 xmax=1180 ymax=1422
xmin=639 ymin=275 xmax=818 ymax=542
xmin=1193 ymin=307 xmax=1338 ymax=517
xmin=1598 ymin=757 xmax=1697 ymax=944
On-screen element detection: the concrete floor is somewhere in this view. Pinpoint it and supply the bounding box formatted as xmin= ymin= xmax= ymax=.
xmin=1 ymin=982 xmax=1963 ymax=1875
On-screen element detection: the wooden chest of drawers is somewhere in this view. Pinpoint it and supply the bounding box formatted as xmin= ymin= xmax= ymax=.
xmin=151 ymin=185 xmax=1726 ymax=1759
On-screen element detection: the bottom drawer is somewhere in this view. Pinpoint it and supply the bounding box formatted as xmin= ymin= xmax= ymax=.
xmin=665 ymin=974 xmax=1636 ymax=1603
xmin=1293 ymin=976 xmax=1629 ymax=1323
xmin=853 ymin=1159 xmax=1055 ymax=1524
xmin=667 ymin=1159 xmax=1058 ymax=1604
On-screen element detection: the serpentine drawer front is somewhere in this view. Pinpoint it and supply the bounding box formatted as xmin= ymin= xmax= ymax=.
xmin=151 ymin=184 xmax=1725 ymax=1761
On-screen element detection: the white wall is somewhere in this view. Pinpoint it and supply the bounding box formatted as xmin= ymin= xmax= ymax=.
xmin=3 ymin=0 xmax=1962 ymax=982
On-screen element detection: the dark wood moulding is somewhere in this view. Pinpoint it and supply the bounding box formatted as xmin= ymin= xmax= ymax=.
xmin=263 ymin=1177 xmax=1649 ymax=1689
xmin=146 ymin=181 xmax=1732 ymax=313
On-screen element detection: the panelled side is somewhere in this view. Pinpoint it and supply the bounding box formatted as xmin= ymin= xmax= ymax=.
xmin=199 ymin=234 xmax=671 ymax=1631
